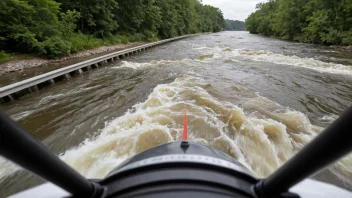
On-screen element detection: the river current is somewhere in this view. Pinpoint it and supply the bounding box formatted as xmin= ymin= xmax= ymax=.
xmin=0 ymin=32 xmax=351 ymax=197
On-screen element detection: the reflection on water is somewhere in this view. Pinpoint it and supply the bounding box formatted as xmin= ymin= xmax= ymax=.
xmin=0 ymin=32 xmax=351 ymax=197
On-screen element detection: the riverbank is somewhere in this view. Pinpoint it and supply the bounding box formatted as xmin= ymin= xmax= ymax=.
xmin=0 ymin=42 xmax=144 ymax=76
xmin=1 ymin=32 xmax=351 ymax=197
xmin=328 ymin=45 xmax=352 ymax=50
xmin=261 ymin=34 xmax=352 ymax=50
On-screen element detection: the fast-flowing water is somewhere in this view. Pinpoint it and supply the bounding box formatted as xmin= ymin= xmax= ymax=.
xmin=0 ymin=32 xmax=351 ymax=197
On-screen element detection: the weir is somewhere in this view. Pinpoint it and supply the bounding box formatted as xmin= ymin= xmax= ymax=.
xmin=0 ymin=34 xmax=198 ymax=102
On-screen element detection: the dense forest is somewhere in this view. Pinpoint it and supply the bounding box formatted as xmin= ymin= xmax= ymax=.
xmin=0 ymin=0 xmax=225 ymax=60
xmin=224 ymin=20 xmax=245 ymax=31
xmin=246 ymin=0 xmax=352 ymax=45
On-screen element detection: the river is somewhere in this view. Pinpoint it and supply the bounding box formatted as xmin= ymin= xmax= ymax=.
xmin=0 ymin=31 xmax=351 ymax=197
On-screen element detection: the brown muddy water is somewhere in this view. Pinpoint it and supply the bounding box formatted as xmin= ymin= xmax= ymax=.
xmin=0 ymin=32 xmax=351 ymax=197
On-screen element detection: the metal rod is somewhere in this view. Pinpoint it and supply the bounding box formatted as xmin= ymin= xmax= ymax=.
xmin=31 ymin=85 xmax=39 ymax=92
xmin=64 ymin=73 xmax=71 ymax=79
xmin=0 ymin=111 xmax=101 ymax=197
xmin=77 ymin=69 xmax=83 ymax=74
xmin=8 ymin=94 xmax=15 ymax=101
xmin=49 ymin=79 xmax=55 ymax=85
xmin=255 ymin=106 xmax=352 ymax=197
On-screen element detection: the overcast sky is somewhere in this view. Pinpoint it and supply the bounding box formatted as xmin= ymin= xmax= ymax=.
xmin=202 ymin=0 xmax=265 ymax=21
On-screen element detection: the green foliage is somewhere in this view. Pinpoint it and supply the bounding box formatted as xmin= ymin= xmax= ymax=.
xmin=320 ymin=28 xmax=340 ymax=44
xmin=68 ymin=33 xmax=92 ymax=53
xmin=127 ymin=33 xmax=146 ymax=42
xmin=0 ymin=0 xmax=225 ymax=59
xmin=60 ymin=10 xmax=81 ymax=39
xmin=68 ymin=33 xmax=105 ymax=53
xmin=245 ymin=0 xmax=352 ymax=45
xmin=40 ymin=37 xmax=71 ymax=59
xmin=301 ymin=10 xmax=334 ymax=43
xmin=118 ymin=35 xmax=129 ymax=44
xmin=0 ymin=0 xmax=61 ymax=53
xmin=342 ymin=29 xmax=352 ymax=45
xmin=0 ymin=51 xmax=11 ymax=63
xmin=56 ymin=0 xmax=119 ymax=37
xmin=245 ymin=13 xmax=258 ymax=34
xmin=225 ymin=20 xmax=245 ymax=31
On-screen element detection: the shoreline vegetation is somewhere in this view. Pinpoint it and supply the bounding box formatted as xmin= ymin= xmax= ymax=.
xmin=0 ymin=0 xmax=225 ymax=63
xmin=0 ymin=42 xmax=143 ymax=76
xmin=245 ymin=0 xmax=352 ymax=46
xmin=225 ymin=20 xmax=245 ymax=31
xmin=3 ymin=0 xmax=350 ymax=77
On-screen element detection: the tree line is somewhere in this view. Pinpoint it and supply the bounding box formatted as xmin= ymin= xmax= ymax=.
xmin=224 ymin=20 xmax=245 ymax=31
xmin=245 ymin=0 xmax=352 ymax=45
xmin=0 ymin=0 xmax=225 ymax=60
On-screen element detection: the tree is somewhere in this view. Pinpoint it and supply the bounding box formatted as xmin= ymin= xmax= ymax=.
xmin=225 ymin=20 xmax=245 ymax=31
xmin=0 ymin=0 xmax=226 ymax=59
xmin=60 ymin=10 xmax=81 ymax=39
xmin=245 ymin=0 xmax=352 ymax=45
xmin=0 ymin=0 xmax=61 ymax=54
xmin=57 ymin=0 xmax=119 ymax=37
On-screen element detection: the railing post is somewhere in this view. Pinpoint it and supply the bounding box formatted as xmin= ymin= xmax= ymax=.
xmin=31 ymin=85 xmax=39 ymax=92
xmin=8 ymin=94 xmax=15 ymax=101
xmin=64 ymin=74 xmax=71 ymax=79
xmin=49 ymin=79 xmax=55 ymax=85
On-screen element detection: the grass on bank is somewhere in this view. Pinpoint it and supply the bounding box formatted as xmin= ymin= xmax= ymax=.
xmin=0 ymin=51 xmax=11 ymax=64
xmin=0 ymin=33 xmax=159 ymax=63
xmin=40 ymin=33 xmax=159 ymax=59
xmin=67 ymin=33 xmax=157 ymax=54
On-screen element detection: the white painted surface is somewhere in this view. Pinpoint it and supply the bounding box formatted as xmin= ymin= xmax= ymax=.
xmin=291 ymin=179 xmax=352 ymax=198
xmin=9 ymin=178 xmax=352 ymax=197
xmin=9 ymin=183 xmax=69 ymax=198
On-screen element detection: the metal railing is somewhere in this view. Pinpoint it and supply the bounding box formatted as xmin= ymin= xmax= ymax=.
xmin=0 ymin=34 xmax=195 ymax=101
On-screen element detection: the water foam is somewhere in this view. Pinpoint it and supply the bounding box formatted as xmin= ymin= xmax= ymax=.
xmin=115 ymin=59 xmax=195 ymax=70
xmin=1 ymin=37 xmax=351 ymax=191
xmin=1 ymin=75 xmax=350 ymax=189
xmin=0 ymin=157 xmax=21 ymax=182
xmin=239 ymin=49 xmax=352 ymax=75
xmin=116 ymin=46 xmax=352 ymax=76
xmin=9 ymin=85 xmax=104 ymax=122
xmin=319 ymin=114 xmax=339 ymax=124
xmin=11 ymin=110 xmax=36 ymax=121
xmin=59 ymin=76 xmax=352 ymax=182
xmin=194 ymin=47 xmax=352 ymax=76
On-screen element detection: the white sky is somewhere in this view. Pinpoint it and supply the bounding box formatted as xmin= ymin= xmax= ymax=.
xmin=202 ymin=0 xmax=265 ymax=21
